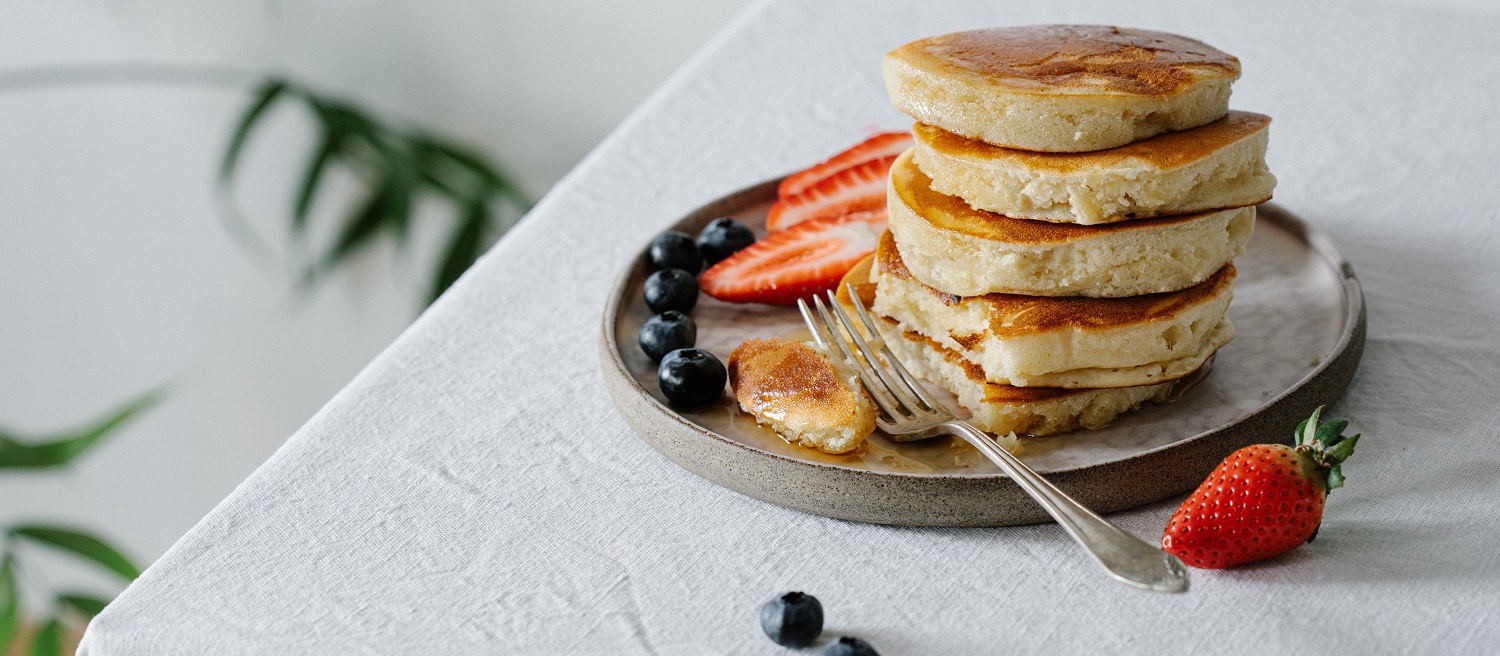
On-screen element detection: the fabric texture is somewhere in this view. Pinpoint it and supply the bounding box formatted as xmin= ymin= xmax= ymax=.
xmin=81 ymin=0 xmax=1500 ymax=653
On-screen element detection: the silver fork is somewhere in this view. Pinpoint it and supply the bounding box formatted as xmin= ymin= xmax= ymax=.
xmin=798 ymin=288 xmax=1190 ymax=593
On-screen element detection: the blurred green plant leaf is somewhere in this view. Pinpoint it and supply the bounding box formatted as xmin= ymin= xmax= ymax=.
xmin=1 ymin=555 xmax=17 ymax=652
xmin=291 ymin=121 xmax=345 ymax=233
xmin=382 ymin=162 xmax=416 ymax=243
xmin=314 ymin=183 xmax=392 ymax=281
xmin=57 ymin=593 xmax=110 ymax=618
xmin=411 ymin=135 xmax=499 ymax=182
xmin=9 ymin=527 xmax=141 ymax=581
xmin=220 ymin=76 xmax=532 ymax=308
xmin=221 ymin=79 xmax=290 ymax=181
xmin=411 ymin=149 xmax=466 ymax=201
xmin=27 ymin=616 xmax=59 ymax=656
xmin=0 ymin=389 xmax=165 ymax=470
xmin=410 ymin=135 xmax=533 ymax=211
xmin=431 ymin=200 xmax=489 ymax=304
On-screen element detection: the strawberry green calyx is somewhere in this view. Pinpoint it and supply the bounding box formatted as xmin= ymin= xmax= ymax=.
xmin=1291 ymin=406 xmax=1360 ymax=492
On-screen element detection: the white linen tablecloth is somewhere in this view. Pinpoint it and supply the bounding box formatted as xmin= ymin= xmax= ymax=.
xmin=80 ymin=0 xmax=1500 ymax=653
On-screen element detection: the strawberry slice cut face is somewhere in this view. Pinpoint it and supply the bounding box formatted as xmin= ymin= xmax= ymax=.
xmin=699 ymin=212 xmax=887 ymax=307
xmin=766 ymin=154 xmax=896 ymax=233
xmin=778 ymin=131 xmax=914 ymax=199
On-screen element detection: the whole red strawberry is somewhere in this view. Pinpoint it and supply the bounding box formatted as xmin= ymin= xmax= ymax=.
xmin=1162 ymin=408 xmax=1360 ymax=569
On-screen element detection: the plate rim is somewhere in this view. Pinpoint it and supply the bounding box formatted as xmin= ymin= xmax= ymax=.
xmin=599 ymin=178 xmax=1365 ymax=525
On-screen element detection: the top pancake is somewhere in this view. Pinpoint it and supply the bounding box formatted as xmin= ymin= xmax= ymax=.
xmin=884 ymin=25 xmax=1241 ymax=152
xmin=891 ymin=26 xmax=1240 ymax=97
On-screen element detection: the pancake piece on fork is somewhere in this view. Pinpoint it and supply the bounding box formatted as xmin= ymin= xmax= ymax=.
xmin=728 ymin=338 xmax=876 ymax=454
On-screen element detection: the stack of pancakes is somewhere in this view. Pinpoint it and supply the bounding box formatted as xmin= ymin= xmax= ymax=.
xmin=855 ymin=25 xmax=1276 ymax=436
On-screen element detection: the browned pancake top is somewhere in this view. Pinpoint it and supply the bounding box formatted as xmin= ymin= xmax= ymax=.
xmin=888 ymin=25 xmax=1239 ymax=96
xmin=890 ymin=151 xmax=1218 ymax=241
xmin=915 ymin=111 xmax=1270 ymax=172
xmin=728 ymin=338 xmax=864 ymax=424
xmin=875 ymin=231 xmax=1235 ymax=337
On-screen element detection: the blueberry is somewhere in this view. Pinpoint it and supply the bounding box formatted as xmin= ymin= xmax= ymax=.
xmin=648 ymin=231 xmax=703 ymax=273
xmin=644 ymin=268 xmax=698 ymax=314
xmin=697 ymin=217 xmax=756 ymax=265
xmin=760 ymin=591 xmax=823 ymax=648
xmin=821 ymin=637 xmax=879 ymax=656
xmin=657 ymin=349 xmax=726 ymax=407
xmin=638 ymin=311 xmax=696 ymax=361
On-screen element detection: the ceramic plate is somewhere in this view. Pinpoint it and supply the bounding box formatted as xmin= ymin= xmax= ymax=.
xmin=601 ymin=179 xmax=1365 ymax=526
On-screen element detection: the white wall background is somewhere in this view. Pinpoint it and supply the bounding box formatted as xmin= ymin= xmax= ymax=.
xmin=0 ymin=0 xmax=751 ymax=596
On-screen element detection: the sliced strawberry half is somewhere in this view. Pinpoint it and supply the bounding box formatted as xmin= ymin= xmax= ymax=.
xmin=822 ymin=207 xmax=887 ymax=225
xmin=766 ymin=154 xmax=896 ymax=233
xmin=778 ymin=131 xmax=913 ymax=199
xmin=699 ymin=212 xmax=887 ymax=306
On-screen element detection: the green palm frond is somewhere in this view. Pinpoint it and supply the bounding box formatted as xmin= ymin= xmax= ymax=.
xmin=2 ymin=393 xmax=158 ymax=649
xmin=220 ymin=77 xmax=532 ymax=306
xmin=0 ymin=388 xmax=165 ymax=470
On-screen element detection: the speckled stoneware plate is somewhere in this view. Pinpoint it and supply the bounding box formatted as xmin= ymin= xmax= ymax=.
xmin=601 ymin=179 xmax=1365 ymax=527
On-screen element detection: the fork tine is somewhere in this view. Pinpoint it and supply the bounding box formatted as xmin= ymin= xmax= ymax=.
xmin=822 ymin=290 xmax=934 ymax=416
xmin=837 ymin=285 xmax=943 ymax=412
xmin=796 ymin=298 xmax=831 ymax=351
xmin=798 ymin=298 xmax=907 ymax=419
xmin=810 ymin=294 xmax=900 ymax=417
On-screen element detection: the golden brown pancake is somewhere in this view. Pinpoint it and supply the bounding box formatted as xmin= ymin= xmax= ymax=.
xmin=891 ymin=26 xmax=1239 ymax=96
xmin=892 ymin=149 xmax=1210 ymax=244
xmin=917 ymin=112 xmax=1270 ymax=172
xmin=728 ymin=338 xmax=875 ymax=454
xmin=884 ymin=317 xmax=1103 ymax=403
xmin=910 ymin=112 xmax=1275 ymax=224
xmin=871 ymin=231 xmax=1235 ymax=389
xmin=886 ymin=149 xmax=1254 ymax=297
xmin=876 ymin=231 xmax=1236 ymax=339
xmin=833 ymin=264 xmax=1205 ymax=435
xmin=883 ymin=25 xmax=1240 ymax=152
xmin=875 ymin=315 xmax=1179 ymax=436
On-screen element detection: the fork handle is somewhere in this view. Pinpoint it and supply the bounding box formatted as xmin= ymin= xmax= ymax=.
xmin=945 ymin=420 xmax=1190 ymax=593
